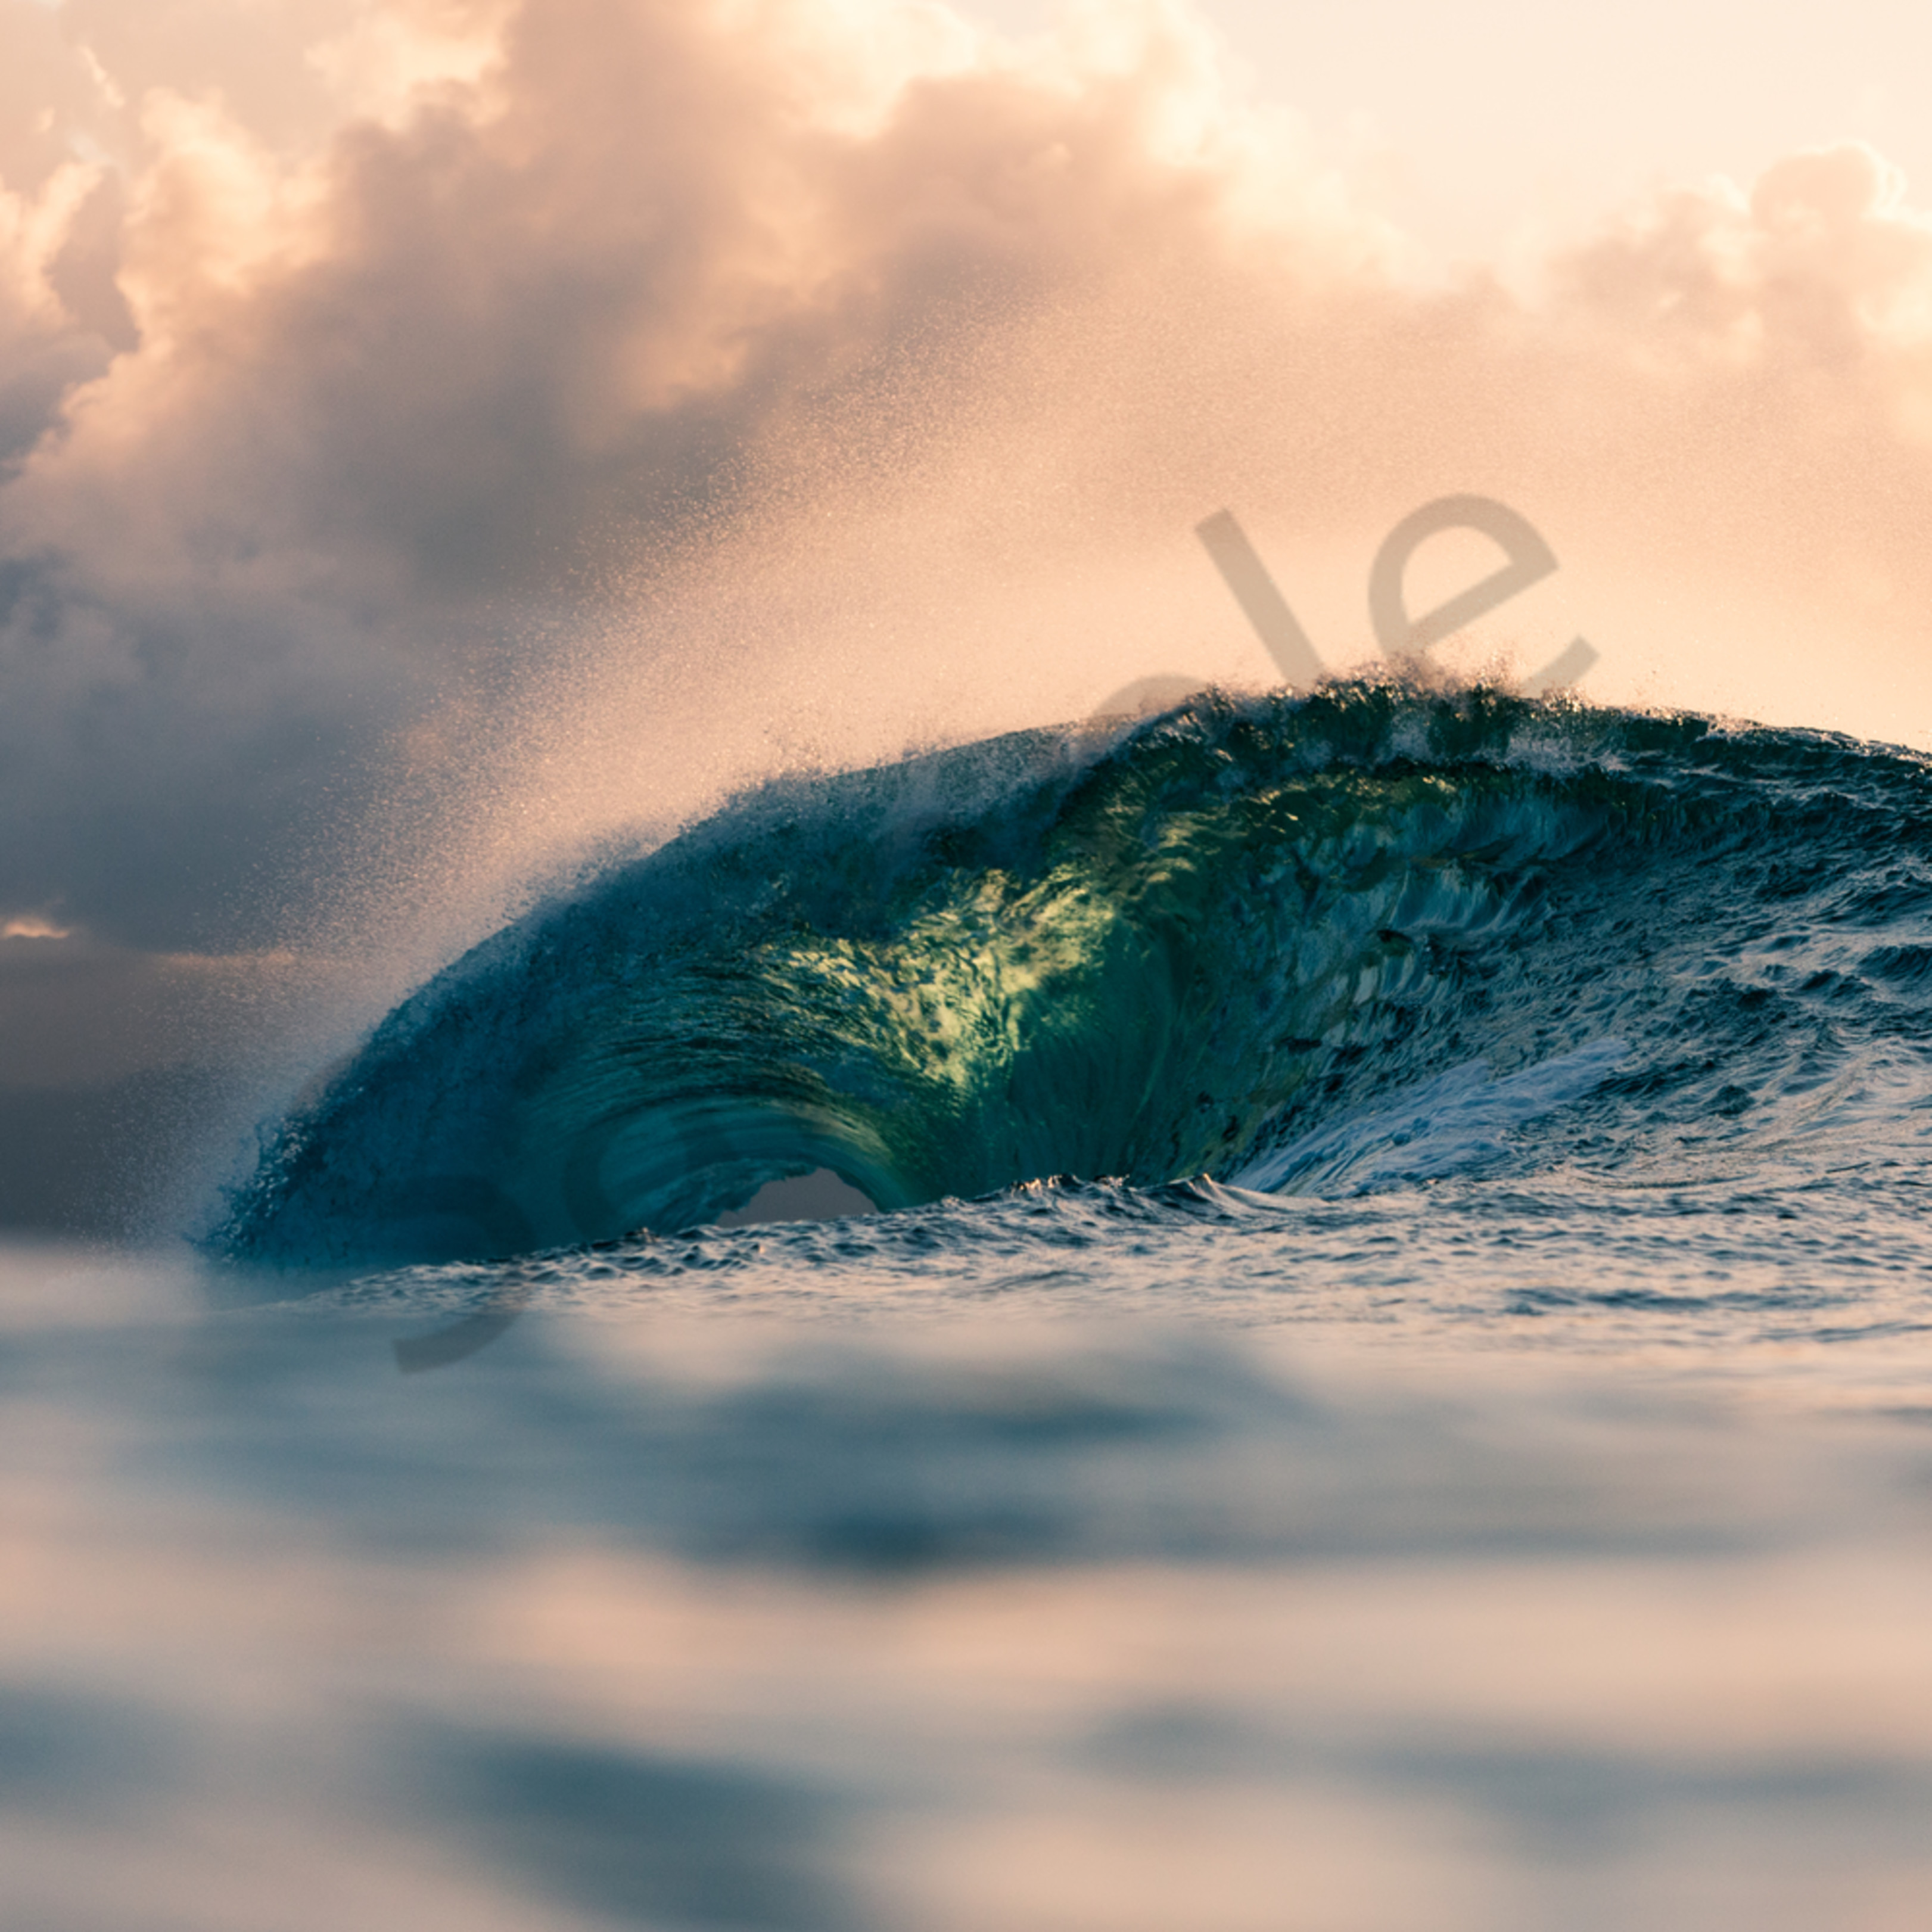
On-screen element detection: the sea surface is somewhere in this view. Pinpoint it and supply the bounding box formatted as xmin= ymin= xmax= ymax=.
xmin=10 ymin=685 xmax=1932 ymax=1929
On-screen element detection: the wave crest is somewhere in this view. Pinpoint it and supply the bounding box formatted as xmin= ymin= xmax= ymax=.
xmin=209 ymin=684 xmax=1932 ymax=1268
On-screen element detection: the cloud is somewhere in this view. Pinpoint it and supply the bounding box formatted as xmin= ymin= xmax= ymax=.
xmin=0 ymin=0 xmax=1338 ymax=954
xmin=3 ymin=0 xmax=1932 ymax=988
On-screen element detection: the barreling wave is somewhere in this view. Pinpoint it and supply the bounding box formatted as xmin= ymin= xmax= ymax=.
xmin=210 ymin=682 xmax=1932 ymax=1270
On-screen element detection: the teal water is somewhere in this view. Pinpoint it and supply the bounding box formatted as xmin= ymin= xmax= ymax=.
xmin=214 ymin=685 xmax=1932 ymax=1271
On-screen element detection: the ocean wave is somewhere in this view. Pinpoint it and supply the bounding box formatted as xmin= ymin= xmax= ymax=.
xmin=209 ymin=682 xmax=1932 ymax=1270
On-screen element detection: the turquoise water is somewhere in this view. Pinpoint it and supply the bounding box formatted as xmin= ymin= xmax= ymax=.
xmin=214 ymin=686 xmax=1932 ymax=1271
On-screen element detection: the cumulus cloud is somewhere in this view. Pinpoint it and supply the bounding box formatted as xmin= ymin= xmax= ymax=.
xmin=0 ymin=0 xmax=1318 ymax=951
xmin=4 ymin=0 xmax=1932 ymax=999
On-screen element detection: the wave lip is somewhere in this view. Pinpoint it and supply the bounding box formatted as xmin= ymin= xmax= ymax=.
xmin=209 ymin=684 xmax=1932 ymax=1270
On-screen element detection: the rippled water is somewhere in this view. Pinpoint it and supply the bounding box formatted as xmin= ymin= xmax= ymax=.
xmin=9 ymin=1232 xmax=1932 ymax=1932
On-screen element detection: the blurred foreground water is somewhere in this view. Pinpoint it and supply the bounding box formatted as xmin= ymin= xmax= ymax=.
xmin=8 ymin=1194 xmax=1932 ymax=1932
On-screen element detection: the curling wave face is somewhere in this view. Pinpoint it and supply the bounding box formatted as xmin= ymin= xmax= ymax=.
xmin=210 ymin=684 xmax=1932 ymax=1270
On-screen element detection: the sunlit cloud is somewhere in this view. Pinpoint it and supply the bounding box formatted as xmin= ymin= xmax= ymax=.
xmin=3 ymin=0 xmax=1932 ymax=982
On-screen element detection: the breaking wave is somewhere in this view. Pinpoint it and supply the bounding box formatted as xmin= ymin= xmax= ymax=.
xmin=210 ymin=683 xmax=1932 ymax=1270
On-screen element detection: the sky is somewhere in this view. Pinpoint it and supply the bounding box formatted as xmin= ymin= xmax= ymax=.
xmin=979 ymin=0 xmax=1932 ymax=266
xmin=5 ymin=0 xmax=1932 ymax=1233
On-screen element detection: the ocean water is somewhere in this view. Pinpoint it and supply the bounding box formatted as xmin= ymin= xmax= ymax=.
xmin=11 ymin=684 xmax=1932 ymax=1929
